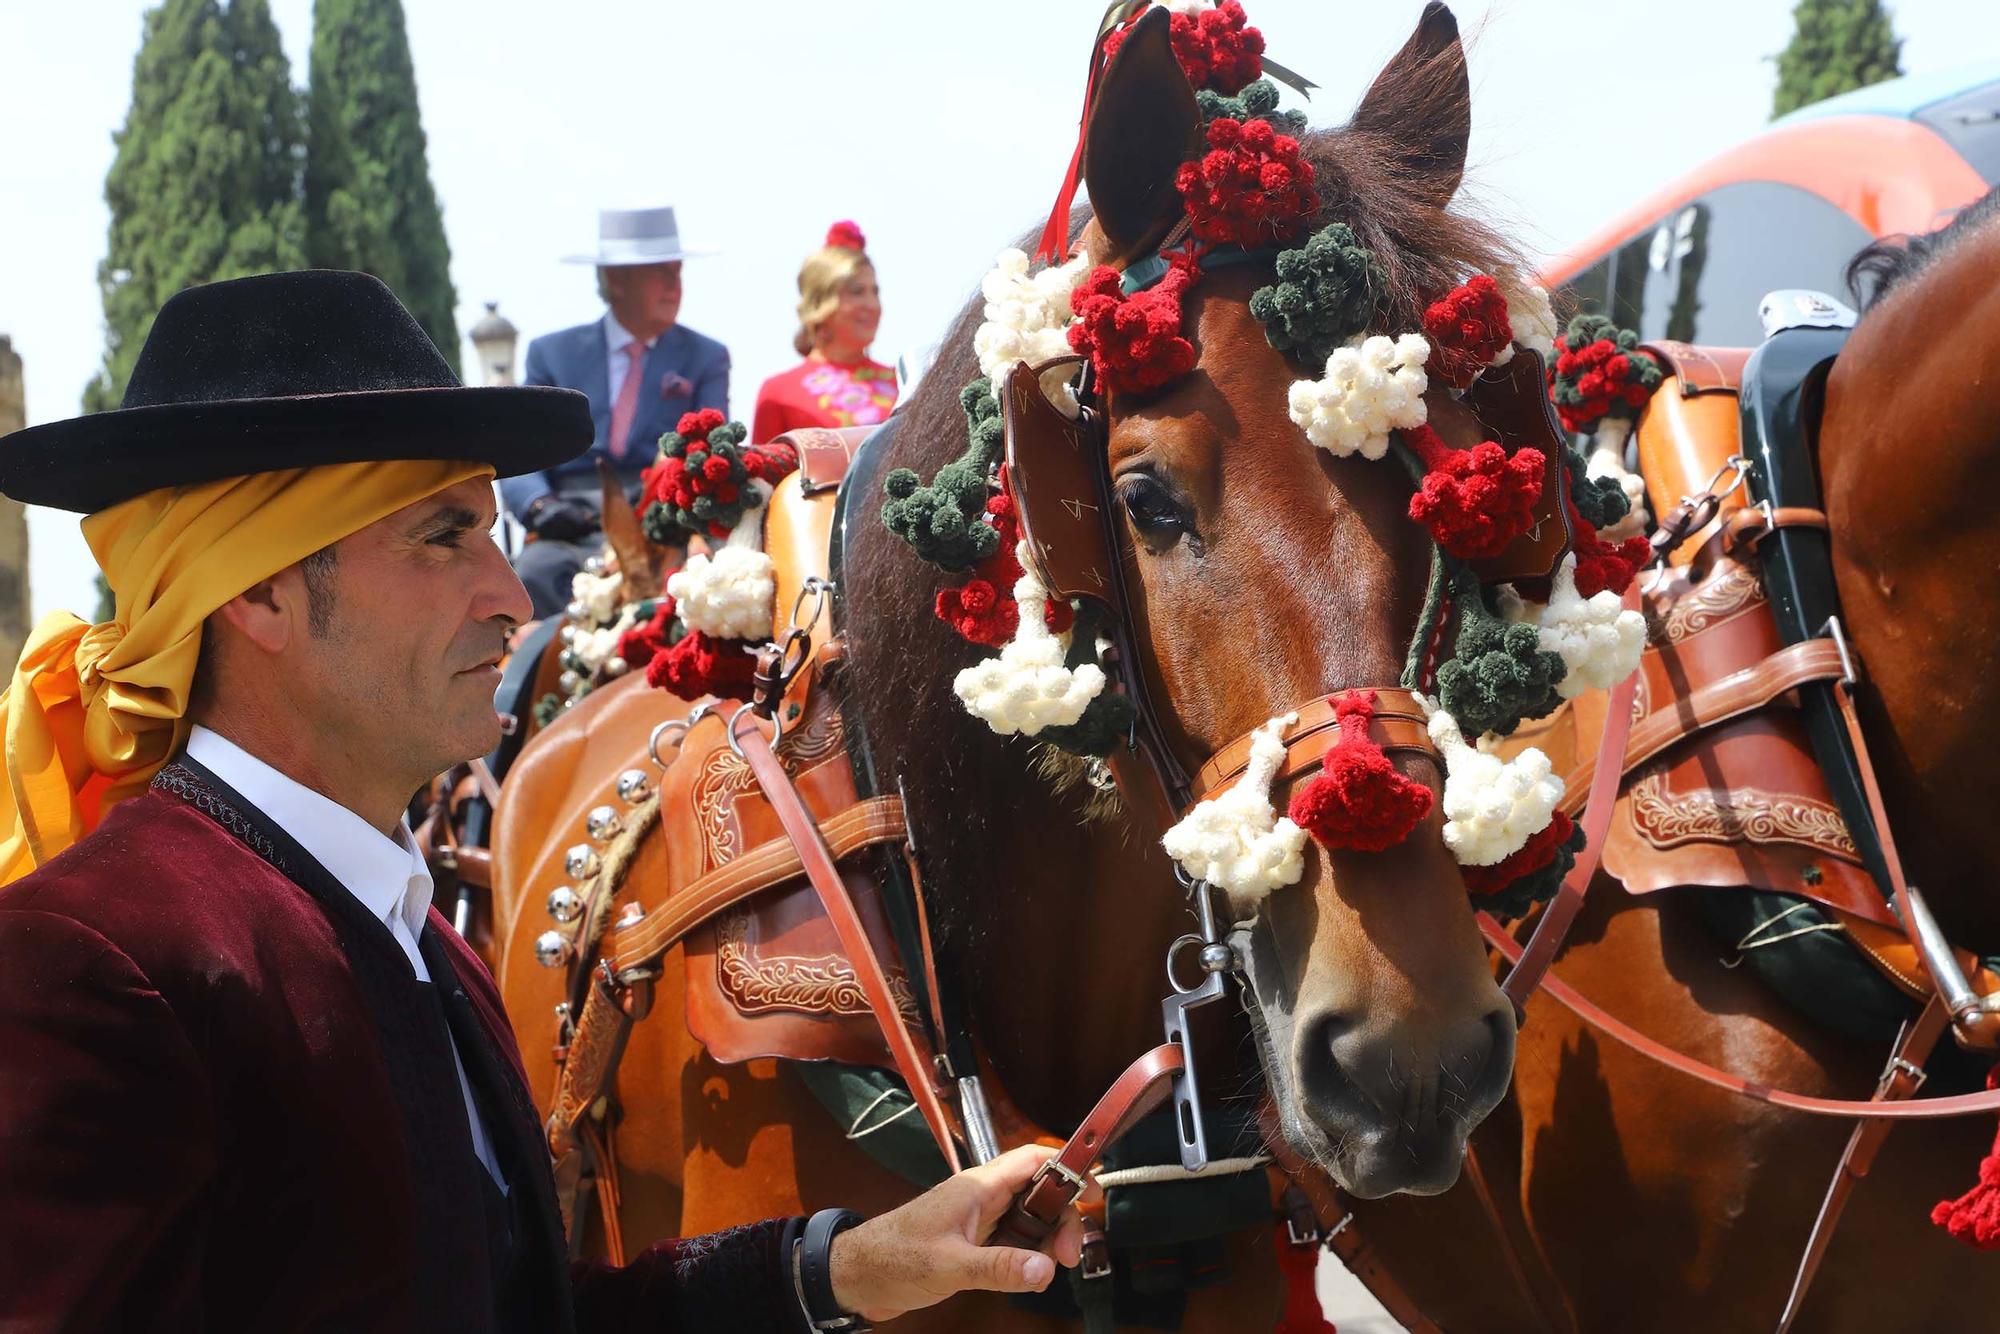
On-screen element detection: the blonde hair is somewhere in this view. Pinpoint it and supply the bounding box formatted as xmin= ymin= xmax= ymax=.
xmin=793 ymin=245 xmax=873 ymax=357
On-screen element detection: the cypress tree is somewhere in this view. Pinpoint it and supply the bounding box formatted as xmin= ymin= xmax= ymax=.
xmin=305 ymin=0 xmax=459 ymax=372
xmin=1772 ymin=0 xmax=1904 ymax=119
xmin=85 ymin=0 xmax=306 ymax=413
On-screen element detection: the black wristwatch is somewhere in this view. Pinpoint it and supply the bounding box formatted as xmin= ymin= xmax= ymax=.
xmin=794 ymin=1207 xmax=870 ymax=1332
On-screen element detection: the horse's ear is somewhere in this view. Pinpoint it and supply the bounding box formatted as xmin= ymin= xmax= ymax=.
xmin=1350 ymin=1 xmax=1469 ymax=209
xmin=1083 ymin=7 xmax=1203 ymax=264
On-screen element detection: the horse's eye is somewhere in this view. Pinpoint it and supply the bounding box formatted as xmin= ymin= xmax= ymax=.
xmin=1117 ymin=474 xmax=1193 ymax=552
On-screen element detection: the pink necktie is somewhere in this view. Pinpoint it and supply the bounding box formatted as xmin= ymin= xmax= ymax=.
xmin=608 ymin=342 xmax=646 ymax=461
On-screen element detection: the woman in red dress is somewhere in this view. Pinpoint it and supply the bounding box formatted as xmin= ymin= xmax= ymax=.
xmin=751 ymin=221 xmax=899 ymax=439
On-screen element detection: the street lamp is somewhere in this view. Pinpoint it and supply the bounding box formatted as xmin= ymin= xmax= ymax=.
xmin=468 ymin=301 xmax=519 ymax=386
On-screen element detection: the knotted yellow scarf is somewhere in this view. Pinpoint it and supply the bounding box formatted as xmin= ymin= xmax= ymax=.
xmin=0 ymin=458 xmax=493 ymax=883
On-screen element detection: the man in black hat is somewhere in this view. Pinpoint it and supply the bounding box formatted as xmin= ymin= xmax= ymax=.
xmin=0 ymin=270 xmax=1082 ymax=1332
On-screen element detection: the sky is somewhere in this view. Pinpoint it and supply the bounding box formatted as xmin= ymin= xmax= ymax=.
xmin=1 ymin=0 xmax=1992 ymax=623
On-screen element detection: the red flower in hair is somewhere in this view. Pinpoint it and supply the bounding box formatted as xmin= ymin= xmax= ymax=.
xmin=825 ymin=220 xmax=867 ymax=251
xmin=1103 ymin=0 xmax=1264 ymax=95
xmin=1175 ymin=117 xmax=1317 ymax=247
xmin=1403 ymin=423 xmax=1544 ymax=561
xmin=1423 ymin=275 xmax=1513 ymax=391
xmin=1067 ymin=253 xmax=1200 ymax=396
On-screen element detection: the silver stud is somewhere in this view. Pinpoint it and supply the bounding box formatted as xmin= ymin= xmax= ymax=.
xmin=584 ymin=554 xmax=606 ymax=575
xmin=564 ymin=599 xmax=587 ymax=622
xmin=558 ymin=670 xmax=582 ymax=694
xmin=546 ymin=884 xmax=582 ymax=923
xmin=616 ymin=769 xmax=654 ymax=804
xmin=558 ymin=623 xmax=578 ymax=646
xmin=586 ymin=805 xmax=623 ymax=842
xmin=565 ymin=844 xmax=601 ymax=880
xmin=604 ymin=655 xmax=630 ymax=678
xmin=554 ymin=1001 xmax=570 ymax=1021
xmin=534 ymin=930 xmax=572 ymax=968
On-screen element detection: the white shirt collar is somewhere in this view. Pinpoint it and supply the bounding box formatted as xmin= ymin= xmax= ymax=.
xmin=603 ymin=311 xmax=656 ymax=356
xmin=185 ymin=725 xmax=433 ymax=942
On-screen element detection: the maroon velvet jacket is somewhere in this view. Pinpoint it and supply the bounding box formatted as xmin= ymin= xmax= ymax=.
xmin=0 ymin=758 xmax=806 ymax=1333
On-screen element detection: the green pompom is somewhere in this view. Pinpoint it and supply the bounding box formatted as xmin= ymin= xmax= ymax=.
xmin=1476 ymin=819 xmax=1585 ymax=921
xmin=1437 ymin=578 xmax=1565 ymax=737
xmin=532 ymin=693 xmax=562 ymax=728
xmin=881 ymin=379 xmax=1005 ymax=571
xmin=1249 ymin=223 xmax=1385 ymax=365
xmin=1566 ymin=445 xmax=1631 ymax=531
xmin=1196 ymin=80 xmax=1307 ymax=135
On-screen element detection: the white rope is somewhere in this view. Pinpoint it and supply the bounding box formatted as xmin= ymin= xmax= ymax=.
xmin=1092 ymin=1154 xmax=1273 ymax=1190
xmin=845 ymin=1088 xmax=920 ymax=1140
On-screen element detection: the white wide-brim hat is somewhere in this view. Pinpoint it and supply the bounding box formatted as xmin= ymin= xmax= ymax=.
xmin=563 ymin=206 xmax=717 ymax=266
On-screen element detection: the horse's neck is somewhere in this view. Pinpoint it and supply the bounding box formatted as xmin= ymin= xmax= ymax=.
xmin=931 ymin=765 xmax=1192 ymax=1131
xmin=1822 ymin=224 xmax=2000 ymax=945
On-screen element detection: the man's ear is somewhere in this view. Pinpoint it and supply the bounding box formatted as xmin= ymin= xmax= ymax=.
xmin=211 ymin=571 xmax=301 ymax=656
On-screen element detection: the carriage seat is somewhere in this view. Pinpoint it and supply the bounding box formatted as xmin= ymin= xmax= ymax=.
xmin=1633 ymin=341 xmax=1756 ymax=565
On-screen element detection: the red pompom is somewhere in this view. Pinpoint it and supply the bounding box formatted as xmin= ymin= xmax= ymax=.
xmin=1103 ymin=0 xmax=1264 ymax=94
xmin=1404 ymin=424 xmax=1545 ymax=560
xmin=1550 ymin=336 xmax=1657 ymax=433
xmin=646 ymin=628 xmax=757 ymax=702
xmin=1933 ymin=1068 xmax=2000 ymax=1249
xmin=616 ymin=597 xmax=678 ymax=672
xmin=677 ymin=407 xmax=726 ymax=440
xmin=743 ymin=437 xmax=799 ymax=481
xmin=1423 ymin=275 xmax=1513 ymax=391
xmin=932 ymin=475 xmax=1073 ymax=646
xmin=1566 ymin=494 xmax=1649 ymax=598
xmin=1461 ymin=810 xmax=1574 ymax=895
xmin=1174 ymin=117 xmax=1317 ymax=248
xmin=825 ymin=220 xmax=866 ymax=251
xmin=1287 ymin=689 xmax=1434 ymax=853
xmin=1068 ymin=254 xmax=1200 ymax=396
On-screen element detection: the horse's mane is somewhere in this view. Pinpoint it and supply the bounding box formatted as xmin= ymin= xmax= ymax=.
xmin=1847 ymin=182 xmax=2000 ymax=312
xmin=841 ymin=109 xmax=1523 ymax=949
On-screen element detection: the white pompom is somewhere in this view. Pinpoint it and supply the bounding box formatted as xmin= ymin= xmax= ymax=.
xmin=972 ymin=249 xmax=1090 ymax=415
xmin=570 ymin=567 xmax=624 ymax=625
xmin=1496 ymin=273 xmax=1559 ymax=359
xmin=1537 ymin=554 xmax=1646 ymax=698
xmin=953 ymin=544 xmax=1105 ymax=735
xmin=665 ymin=546 xmax=776 ymax=642
xmin=1287 ymin=333 xmax=1430 ymax=460
xmin=1161 ymin=714 xmax=1308 ymax=898
xmin=1428 ymin=708 xmax=1562 ymax=866
xmin=570 ymin=605 xmax=639 ymax=674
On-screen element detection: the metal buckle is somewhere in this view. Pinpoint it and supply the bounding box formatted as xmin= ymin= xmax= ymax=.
xmin=1162 ymin=876 xmax=1236 ymax=1171
xmin=1285 ymin=1214 xmax=1321 ymax=1248
xmin=1080 ymin=1233 xmax=1113 ymax=1281
xmin=1044 ymin=1157 xmax=1093 ymax=1197
xmin=1816 ymin=616 xmax=1859 ymax=687
xmin=725 ymin=701 xmax=785 ymax=760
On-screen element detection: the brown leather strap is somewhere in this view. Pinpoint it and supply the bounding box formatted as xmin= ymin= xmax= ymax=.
xmin=729 ymin=709 xmax=964 ymax=1170
xmin=606 ymin=796 xmax=908 ymax=972
xmin=989 ymin=1043 xmax=1184 ymax=1251
xmin=1262 ymin=1131 xmax=1443 ymax=1334
xmin=1191 ymin=688 xmax=1434 ymax=801
xmin=1482 ymin=922 xmax=2000 ymax=1118
xmin=1560 ymin=637 xmax=1849 ymax=814
xmin=1722 ymin=504 xmax=1829 ymax=557
xmin=1775 ymin=998 xmax=1946 ymax=1334
xmin=1501 ymin=585 xmax=1644 ymax=1009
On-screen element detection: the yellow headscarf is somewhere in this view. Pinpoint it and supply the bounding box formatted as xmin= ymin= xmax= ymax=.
xmin=0 ymin=458 xmax=494 ymax=883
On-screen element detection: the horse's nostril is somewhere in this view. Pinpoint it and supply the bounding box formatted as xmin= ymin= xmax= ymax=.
xmin=1299 ymin=1003 xmax=1514 ymax=1132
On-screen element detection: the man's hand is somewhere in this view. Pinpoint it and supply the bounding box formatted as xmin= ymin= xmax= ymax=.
xmin=826 ymin=1144 xmax=1094 ymax=1323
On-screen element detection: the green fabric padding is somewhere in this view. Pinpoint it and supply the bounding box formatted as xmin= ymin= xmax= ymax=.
xmin=1100 ymin=1103 xmax=1271 ymax=1252
xmin=1695 ymin=889 xmax=1915 ymax=1046
xmin=789 ymin=1060 xmax=951 ymax=1190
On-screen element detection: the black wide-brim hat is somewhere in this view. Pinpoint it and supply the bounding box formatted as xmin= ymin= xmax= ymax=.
xmin=0 ymin=269 xmax=592 ymax=513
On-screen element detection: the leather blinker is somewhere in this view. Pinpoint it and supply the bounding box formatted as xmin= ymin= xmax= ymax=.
xmin=1459 ymin=349 xmax=1574 ymax=586
xmin=1002 ymin=356 xmax=1120 ymax=612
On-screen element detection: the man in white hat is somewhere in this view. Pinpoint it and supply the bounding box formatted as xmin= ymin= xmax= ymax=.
xmin=505 ymin=206 xmax=731 ymax=617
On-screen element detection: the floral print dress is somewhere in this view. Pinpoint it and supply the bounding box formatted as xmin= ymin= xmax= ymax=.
xmin=751 ymin=357 xmax=898 ymax=440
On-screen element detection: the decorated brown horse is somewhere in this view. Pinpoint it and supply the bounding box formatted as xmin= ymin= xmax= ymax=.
xmin=492 ymin=3 xmax=2000 ymax=1328
xmin=490 ymin=5 xmax=1610 ymax=1330
xmin=1323 ymin=194 xmax=2000 ymax=1330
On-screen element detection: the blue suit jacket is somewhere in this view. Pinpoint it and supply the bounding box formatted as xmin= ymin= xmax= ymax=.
xmin=501 ymin=317 xmax=730 ymax=518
